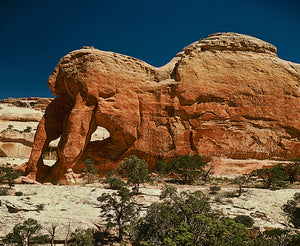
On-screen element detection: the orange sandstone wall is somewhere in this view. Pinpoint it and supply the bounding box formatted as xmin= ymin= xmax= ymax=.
xmin=26 ymin=33 xmax=300 ymax=182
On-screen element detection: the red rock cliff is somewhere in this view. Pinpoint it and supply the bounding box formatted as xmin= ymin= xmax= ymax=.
xmin=26 ymin=33 xmax=300 ymax=182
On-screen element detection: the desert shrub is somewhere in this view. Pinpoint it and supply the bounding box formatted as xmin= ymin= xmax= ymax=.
xmin=7 ymin=124 xmax=14 ymax=130
xmin=23 ymin=126 xmax=32 ymax=133
xmin=282 ymin=160 xmax=300 ymax=184
xmin=3 ymin=218 xmax=48 ymax=246
xmin=163 ymin=154 xmax=207 ymax=184
xmin=214 ymin=195 xmax=222 ymax=203
xmin=289 ymin=233 xmax=300 ymax=246
xmin=224 ymin=190 xmax=238 ymax=198
xmin=17 ymin=101 xmax=28 ymax=107
xmin=29 ymin=102 xmax=37 ymax=107
xmin=70 ymin=228 xmax=95 ymax=246
xmin=232 ymin=175 xmax=253 ymax=196
xmin=131 ymin=185 xmax=255 ymax=246
xmin=81 ymin=159 xmax=98 ymax=184
xmin=97 ymin=186 xmax=139 ymax=242
xmin=15 ymin=191 xmax=23 ymax=196
xmin=264 ymin=228 xmax=293 ymax=246
xmin=282 ymin=193 xmax=300 ymax=228
xmin=36 ymin=204 xmax=45 ymax=211
xmin=155 ymin=159 xmax=171 ymax=177
xmin=119 ymin=155 xmax=152 ymax=195
xmin=209 ymin=185 xmax=221 ymax=195
xmin=234 ymin=215 xmax=254 ymax=228
xmin=104 ymin=171 xmax=126 ymax=190
xmin=251 ymin=164 xmax=288 ymax=189
xmin=156 ymin=160 xmax=167 ymax=173
xmin=0 ymin=163 xmax=20 ymax=188
xmin=0 ymin=186 xmax=9 ymax=196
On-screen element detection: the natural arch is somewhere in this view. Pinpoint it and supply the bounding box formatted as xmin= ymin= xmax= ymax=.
xmin=26 ymin=33 xmax=300 ymax=183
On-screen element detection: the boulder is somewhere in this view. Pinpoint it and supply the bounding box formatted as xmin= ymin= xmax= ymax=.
xmin=26 ymin=32 xmax=300 ymax=183
xmin=64 ymin=168 xmax=81 ymax=185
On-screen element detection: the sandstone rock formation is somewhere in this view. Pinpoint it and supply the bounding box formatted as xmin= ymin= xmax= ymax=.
xmin=26 ymin=32 xmax=300 ymax=183
xmin=0 ymin=98 xmax=54 ymax=160
xmin=0 ymin=97 xmax=109 ymax=173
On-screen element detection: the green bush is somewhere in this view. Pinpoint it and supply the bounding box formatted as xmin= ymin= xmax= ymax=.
xmin=155 ymin=160 xmax=172 ymax=176
xmin=119 ymin=155 xmax=152 ymax=195
xmin=81 ymin=159 xmax=98 ymax=184
xmin=234 ymin=215 xmax=254 ymax=228
xmin=251 ymin=164 xmax=288 ymax=189
xmin=282 ymin=193 xmax=300 ymax=228
xmin=36 ymin=204 xmax=45 ymax=211
xmin=15 ymin=191 xmax=23 ymax=196
xmin=104 ymin=171 xmax=126 ymax=190
xmin=232 ymin=175 xmax=253 ymax=196
xmin=209 ymin=185 xmax=221 ymax=195
xmin=224 ymin=190 xmax=238 ymax=198
xmin=23 ymin=126 xmax=32 ymax=133
xmin=131 ymin=185 xmax=254 ymax=246
xmin=167 ymin=154 xmax=207 ymax=184
xmin=289 ymin=233 xmax=300 ymax=246
xmin=264 ymin=228 xmax=293 ymax=246
xmin=98 ymin=186 xmax=139 ymax=242
xmin=0 ymin=186 xmax=8 ymax=196
xmin=214 ymin=195 xmax=222 ymax=203
xmin=3 ymin=218 xmax=48 ymax=245
xmin=0 ymin=163 xmax=20 ymax=188
xmin=71 ymin=228 xmax=95 ymax=246
xmin=7 ymin=124 xmax=14 ymax=130
xmin=282 ymin=160 xmax=300 ymax=184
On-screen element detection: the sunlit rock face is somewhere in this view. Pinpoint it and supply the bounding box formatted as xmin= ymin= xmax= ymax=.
xmin=26 ymin=33 xmax=300 ymax=182
xmin=0 ymin=98 xmax=56 ymax=162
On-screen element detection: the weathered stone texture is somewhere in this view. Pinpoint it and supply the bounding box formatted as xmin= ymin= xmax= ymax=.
xmin=26 ymin=33 xmax=300 ymax=182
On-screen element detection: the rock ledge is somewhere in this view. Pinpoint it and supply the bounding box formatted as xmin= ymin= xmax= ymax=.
xmin=182 ymin=32 xmax=277 ymax=55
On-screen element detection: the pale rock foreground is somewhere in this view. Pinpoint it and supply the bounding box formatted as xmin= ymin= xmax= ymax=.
xmin=0 ymin=184 xmax=298 ymax=240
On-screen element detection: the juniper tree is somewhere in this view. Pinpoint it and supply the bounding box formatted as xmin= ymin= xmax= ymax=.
xmin=3 ymin=218 xmax=48 ymax=246
xmin=119 ymin=155 xmax=152 ymax=195
xmin=0 ymin=163 xmax=20 ymax=188
xmin=282 ymin=160 xmax=300 ymax=184
xmin=232 ymin=175 xmax=253 ymax=197
xmin=282 ymin=192 xmax=300 ymax=228
xmin=70 ymin=228 xmax=95 ymax=246
xmin=131 ymin=185 xmax=254 ymax=246
xmin=168 ymin=154 xmax=207 ymax=184
xmin=104 ymin=171 xmax=126 ymax=190
xmin=81 ymin=159 xmax=98 ymax=184
xmin=251 ymin=164 xmax=288 ymax=189
xmin=97 ymin=186 xmax=139 ymax=242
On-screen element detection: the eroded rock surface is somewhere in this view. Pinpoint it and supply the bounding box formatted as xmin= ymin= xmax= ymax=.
xmin=26 ymin=32 xmax=300 ymax=182
xmin=0 ymin=98 xmax=55 ymax=160
xmin=0 ymin=184 xmax=297 ymax=239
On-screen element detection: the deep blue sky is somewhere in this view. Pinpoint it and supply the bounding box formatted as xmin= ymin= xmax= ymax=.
xmin=0 ymin=0 xmax=299 ymax=99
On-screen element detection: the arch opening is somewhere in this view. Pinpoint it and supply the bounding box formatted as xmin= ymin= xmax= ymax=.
xmin=43 ymin=138 xmax=60 ymax=167
xmin=90 ymin=126 xmax=110 ymax=142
